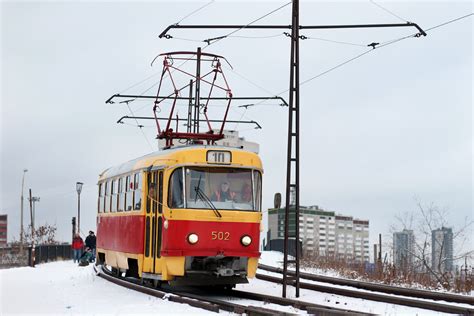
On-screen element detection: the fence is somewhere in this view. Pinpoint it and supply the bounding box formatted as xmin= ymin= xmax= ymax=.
xmin=0 ymin=244 xmax=72 ymax=268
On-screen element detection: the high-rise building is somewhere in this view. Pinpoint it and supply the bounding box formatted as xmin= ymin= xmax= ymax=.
xmin=267 ymin=205 xmax=369 ymax=262
xmin=431 ymin=227 xmax=453 ymax=272
xmin=0 ymin=214 xmax=7 ymax=247
xmin=393 ymin=229 xmax=415 ymax=270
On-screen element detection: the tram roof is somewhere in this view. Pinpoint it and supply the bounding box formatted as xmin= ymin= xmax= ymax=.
xmin=98 ymin=145 xmax=261 ymax=181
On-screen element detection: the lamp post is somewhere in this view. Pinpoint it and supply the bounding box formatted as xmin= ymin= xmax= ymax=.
xmin=76 ymin=182 xmax=83 ymax=235
xmin=20 ymin=169 xmax=28 ymax=253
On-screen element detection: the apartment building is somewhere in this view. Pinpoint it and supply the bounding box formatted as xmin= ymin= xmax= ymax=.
xmin=268 ymin=205 xmax=369 ymax=262
xmin=0 ymin=214 xmax=7 ymax=247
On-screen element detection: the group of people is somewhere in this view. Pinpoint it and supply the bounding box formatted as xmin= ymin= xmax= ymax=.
xmin=72 ymin=231 xmax=96 ymax=266
xmin=211 ymin=181 xmax=252 ymax=203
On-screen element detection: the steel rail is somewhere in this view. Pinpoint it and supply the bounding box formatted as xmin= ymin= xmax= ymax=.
xmin=93 ymin=264 xmax=368 ymax=315
xmin=95 ymin=264 xmax=293 ymax=315
xmin=256 ymin=273 xmax=474 ymax=315
xmin=259 ymin=263 xmax=474 ymax=306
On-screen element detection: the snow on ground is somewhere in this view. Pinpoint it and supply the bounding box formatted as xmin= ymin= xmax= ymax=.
xmin=251 ymin=251 xmax=453 ymax=315
xmin=0 ymin=252 xmax=462 ymax=315
xmin=0 ymin=261 xmax=211 ymax=315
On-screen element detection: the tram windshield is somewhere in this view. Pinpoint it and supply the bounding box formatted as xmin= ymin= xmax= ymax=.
xmin=168 ymin=167 xmax=262 ymax=211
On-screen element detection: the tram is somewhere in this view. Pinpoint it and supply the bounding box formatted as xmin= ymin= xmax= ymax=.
xmin=96 ymin=145 xmax=263 ymax=286
xmin=97 ymin=49 xmax=264 ymax=286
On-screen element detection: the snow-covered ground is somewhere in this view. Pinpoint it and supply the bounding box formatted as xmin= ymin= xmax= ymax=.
xmin=0 ymin=261 xmax=210 ymax=315
xmin=0 ymin=251 xmax=454 ymax=315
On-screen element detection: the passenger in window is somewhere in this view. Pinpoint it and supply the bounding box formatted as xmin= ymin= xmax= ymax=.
xmin=211 ymin=181 xmax=236 ymax=202
xmin=240 ymin=183 xmax=252 ymax=203
xmin=148 ymin=183 xmax=156 ymax=201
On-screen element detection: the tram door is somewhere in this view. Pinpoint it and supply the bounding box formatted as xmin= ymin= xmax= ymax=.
xmin=144 ymin=170 xmax=164 ymax=274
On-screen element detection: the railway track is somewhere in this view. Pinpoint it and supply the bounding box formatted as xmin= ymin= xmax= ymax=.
xmin=93 ymin=264 xmax=370 ymax=315
xmin=259 ymin=264 xmax=474 ymax=305
xmin=257 ymin=266 xmax=474 ymax=315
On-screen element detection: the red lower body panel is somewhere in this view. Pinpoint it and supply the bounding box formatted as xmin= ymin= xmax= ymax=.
xmin=97 ymin=215 xmax=144 ymax=254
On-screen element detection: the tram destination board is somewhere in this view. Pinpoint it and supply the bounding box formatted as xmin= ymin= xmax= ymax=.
xmin=207 ymin=150 xmax=232 ymax=164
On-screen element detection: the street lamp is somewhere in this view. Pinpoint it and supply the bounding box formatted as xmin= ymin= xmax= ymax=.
xmin=28 ymin=190 xmax=39 ymax=267
xmin=76 ymin=182 xmax=83 ymax=234
xmin=20 ymin=169 xmax=28 ymax=253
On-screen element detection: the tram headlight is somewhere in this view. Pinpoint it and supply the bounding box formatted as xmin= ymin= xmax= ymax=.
xmin=163 ymin=220 xmax=168 ymax=229
xmin=241 ymin=235 xmax=252 ymax=246
xmin=187 ymin=233 xmax=199 ymax=245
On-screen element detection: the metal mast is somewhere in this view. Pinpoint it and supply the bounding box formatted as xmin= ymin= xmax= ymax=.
xmin=154 ymin=0 xmax=426 ymax=298
xmin=282 ymin=0 xmax=300 ymax=298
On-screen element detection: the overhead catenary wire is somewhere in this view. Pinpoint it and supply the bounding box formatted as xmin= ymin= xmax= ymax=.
xmin=245 ymin=12 xmax=474 ymax=107
xmin=125 ymin=103 xmax=155 ymax=151
xmin=369 ymin=0 xmax=408 ymax=23
xmin=175 ymin=0 xmax=215 ymax=25
xmin=204 ymin=1 xmax=292 ymax=46
xmin=424 ymin=12 xmax=473 ymax=32
xmin=300 ymin=35 xmax=367 ymax=47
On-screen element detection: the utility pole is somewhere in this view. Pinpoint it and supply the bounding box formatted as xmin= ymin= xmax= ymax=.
xmin=20 ymin=169 xmax=28 ymax=254
xmin=76 ymin=182 xmax=83 ymax=235
xmin=28 ymin=189 xmax=39 ymax=267
xmin=72 ymin=217 xmax=76 ymax=241
xmin=283 ymin=0 xmax=300 ymax=298
xmin=157 ymin=1 xmax=426 ymax=298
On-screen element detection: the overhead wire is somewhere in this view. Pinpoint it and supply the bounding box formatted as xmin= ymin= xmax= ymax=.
xmin=125 ymin=103 xmax=155 ymax=151
xmin=228 ymin=33 xmax=285 ymax=39
xmin=247 ymin=12 xmax=474 ymax=105
xmin=301 ymin=36 xmax=367 ymax=47
xmin=175 ymin=0 xmax=215 ymax=24
xmin=369 ymin=0 xmax=408 ymax=23
xmin=424 ymin=12 xmax=473 ymax=32
xmin=138 ymin=1 xmax=292 ymax=133
xmin=204 ymin=1 xmax=292 ymax=47
xmin=114 ymin=1 xmax=217 ymax=148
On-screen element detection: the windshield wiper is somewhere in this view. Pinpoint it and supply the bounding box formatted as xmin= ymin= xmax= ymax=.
xmin=194 ymin=175 xmax=222 ymax=218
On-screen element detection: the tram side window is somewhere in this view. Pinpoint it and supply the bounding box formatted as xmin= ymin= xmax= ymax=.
xmin=134 ymin=172 xmax=142 ymax=210
xmin=168 ymin=168 xmax=184 ymax=208
xmin=118 ymin=177 xmax=124 ymax=212
xmin=105 ymin=181 xmax=110 ymax=213
xmin=111 ymin=180 xmax=117 ymax=212
xmin=98 ymin=183 xmax=104 ymax=213
xmin=253 ymin=171 xmax=262 ymax=211
xmin=125 ymin=175 xmax=133 ymax=211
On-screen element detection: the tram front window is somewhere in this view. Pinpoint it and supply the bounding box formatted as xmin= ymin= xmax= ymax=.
xmin=168 ymin=167 xmax=261 ymax=211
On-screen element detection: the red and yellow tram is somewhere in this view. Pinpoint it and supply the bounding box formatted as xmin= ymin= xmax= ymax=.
xmin=96 ymin=145 xmax=263 ymax=286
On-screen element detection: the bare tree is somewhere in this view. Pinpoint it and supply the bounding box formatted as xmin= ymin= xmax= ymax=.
xmin=390 ymin=200 xmax=474 ymax=289
xmin=22 ymin=223 xmax=58 ymax=245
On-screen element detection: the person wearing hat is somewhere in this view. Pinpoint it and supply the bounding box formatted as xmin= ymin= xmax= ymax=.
xmin=85 ymin=231 xmax=96 ymax=262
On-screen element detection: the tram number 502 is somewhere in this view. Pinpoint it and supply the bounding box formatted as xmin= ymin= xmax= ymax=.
xmin=211 ymin=231 xmax=230 ymax=241
xmin=207 ymin=150 xmax=231 ymax=164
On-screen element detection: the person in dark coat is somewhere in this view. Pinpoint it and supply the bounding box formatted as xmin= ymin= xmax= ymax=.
xmin=78 ymin=247 xmax=93 ymax=266
xmin=72 ymin=233 xmax=84 ymax=263
xmin=85 ymin=231 xmax=96 ymax=261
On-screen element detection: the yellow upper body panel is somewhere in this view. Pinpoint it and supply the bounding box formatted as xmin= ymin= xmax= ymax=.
xmin=99 ymin=145 xmax=263 ymax=182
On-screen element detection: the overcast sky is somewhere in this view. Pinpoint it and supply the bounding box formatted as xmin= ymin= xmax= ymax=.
xmin=1 ymin=1 xmax=472 ymax=257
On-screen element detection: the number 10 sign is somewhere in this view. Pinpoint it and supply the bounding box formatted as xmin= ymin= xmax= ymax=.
xmin=207 ymin=150 xmax=232 ymax=164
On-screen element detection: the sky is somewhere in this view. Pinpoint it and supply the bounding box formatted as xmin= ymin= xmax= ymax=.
xmin=1 ymin=1 xmax=472 ymax=259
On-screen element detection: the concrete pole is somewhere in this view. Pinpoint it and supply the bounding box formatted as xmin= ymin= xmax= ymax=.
xmin=20 ymin=169 xmax=28 ymax=253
